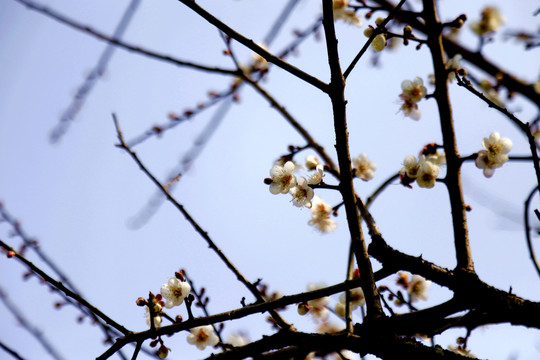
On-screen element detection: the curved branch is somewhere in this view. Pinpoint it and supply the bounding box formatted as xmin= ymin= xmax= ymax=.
xmin=176 ymin=0 xmax=329 ymax=93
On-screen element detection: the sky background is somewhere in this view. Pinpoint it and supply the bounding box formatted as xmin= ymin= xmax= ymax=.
xmin=0 ymin=0 xmax=539 ymax=359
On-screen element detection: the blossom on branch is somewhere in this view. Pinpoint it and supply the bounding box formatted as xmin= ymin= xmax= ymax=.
xmin=290 ymin=177 xmax=314 ymax=208
xmin=160 ymin=277 xmax=191 ymax=309
xmin=446 ymin=54 xmax=463 ymax=82
xmin=187 ymin=325 xmax=220 ymax=350
xmin=308 ymin=196 xmax=337 ymax=233
xmin=308 ymin=164 xmax=325 ymax=185
xmin=269 ymin=161 xmax=297 ymax=194
xmin=305 ymin=155 xmax=320 ymax=171
xmin=307 ymin=282 xmax=331 ymax=322
xmin=470 ymin=6 xmax=506 ymax=36
xmin=332 ymin=0 xmax=362 ymax=26
xmin=475 ymin=131 xmax=512 ymax=178
xmin=352 ymin=153 xmax=377 ymax=181
xmin=398 ymin=77 xmax=427 ymax=120
xmin=335 ymin=287 xmax=365 ymax=317
xmin=407 ymin=274 xmax=431 ymax=302
xmin=399 ymin=154 xmax=442 ymax=189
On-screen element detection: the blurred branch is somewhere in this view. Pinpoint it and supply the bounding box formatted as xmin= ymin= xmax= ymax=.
xmin=12 ymin=0 xmax=239 ymax=76
xmin=0 ymin=286 xmax=64 ymax=360
xmin=0 ymin=239 xmax=130 ymax=336
xmin=49 ymin=0 xmax=142 ymax=143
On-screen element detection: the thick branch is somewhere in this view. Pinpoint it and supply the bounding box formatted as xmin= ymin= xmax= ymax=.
xmin=321 ymin=0 xmax=383 ymax=320
xmin=176 ymin=0 xmax=329 ymax=93
xmin=422 ymin=0 xmax=473 ymax=272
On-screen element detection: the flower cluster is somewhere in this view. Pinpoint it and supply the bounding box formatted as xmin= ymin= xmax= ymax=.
xmin=267 ymin=156 xmax=337 ymax=233
xmin=475 ymin=132 xmax=512 ymax=178
xmin=187 ymin=325 xmax=220 ymax=350
xmin=364 ymin=18 xmax=388 ymax=52
xmin=470 ymin=6 xmax=505 ymax=36
xmin=332 ymin=0 xmax=362 ymax=26
xmin=308 ymin=196 xmax=337 ymax=233
xmin=398 ymin=77 xmax=427 ymax=120
xmin=399 ymin=149 xmax=445 ymax=189
xmin=352 ymin=153 xmax=377 ymax=181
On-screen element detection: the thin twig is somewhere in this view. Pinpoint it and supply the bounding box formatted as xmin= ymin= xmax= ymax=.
xmin=113 ymin=115 xmax=293 ymax=331
xmin=176 ymin=0 xmax=329 ymax=93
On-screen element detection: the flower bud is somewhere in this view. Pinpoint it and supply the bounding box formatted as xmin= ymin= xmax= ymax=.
xmin=297 ymin=303 xmax=310 ymax=315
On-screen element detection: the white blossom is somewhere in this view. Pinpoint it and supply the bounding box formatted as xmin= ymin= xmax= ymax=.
xmin=305 ymin=155 xmax=320 ymax=171
xmin=269 ymin=161 xmax=297 ymax=194
xmin=332 ymin=0 xmax=362 ymax=26
xmin=307 ymin=283 xmax=331 ymax=322
xmin=352 ymin=153 xmax=377 ymax=181
xmin=187 ymin=325 xmax=220 ymax=350
xmin=446 ymin=54 xmax=462 ymax=82
xmin=470 ymin=7 xmax=505 ymax=36
xmin=401 ymin=77 xmax=427 ymax=103
xmin=308 ymin=196 xmax=337 ymax=233
xmin=407 ymin=275 xmax=431 ymax=302
xmin=475 ymin=132 xmax=512 ymax=178
xmin=290 ymin=177 xmax=314 ymax=208
xmin=416 ymin=159 xmax=440 ymax=188
xmin=336 ymin=287 xmax=365 ymax=317
xmin=371 ymin=33 xmax=387 ymax=52
xmin=160 ymin=277 xmax=191 ymax=309
xmin=308 ymin=164 xmax=325 ymax=185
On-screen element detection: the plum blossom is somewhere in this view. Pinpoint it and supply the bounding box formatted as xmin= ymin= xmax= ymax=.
xmin=475 ymin=132 xmax=512 ymax=178
xmin=332 ymin=0 xmax=362 ymax=26
xmin=187 ymin=325 xmax=220 ymax=350
xmin=290 ymin=177 xmax=314 ymax=208
xmin=308 ymin=196 xmax=337 ymax=233
xmin=407 ymin=275 xmax=431 ymax=302
xmin=399 ymin=154 xmax=442 ymax=188
xmin=371 ymin=33 xmax=387 ymax=52
xmin=307 ymin=283 xmax=331 ymax=322
xmin=470 ymin=6 xmax=505 ymax=36
xmin=446 ymin=54 xmax=463 ymax=82
xmin=269 ymin=161 xmax=297 ymax=194
xmin=145 ymin=307 xmax=162 ymax=329
xmin=160 ymin=277 xmax=191 ymax=308
xmin=398 ymin=77 xmax=427 ymax=120
xmin=335 ymin=287 xmax=365 ymax=317
xmin=352 ymin=153 xmax=377 ymax=181
xmin=305 ymin=155 xmax=320 ymax=170
xmin=402 ymin=77 xmax=427 ymax=102
xmin=416 ymin=160 xmax=440 ymax=188
xmin=308 ymin=164 xmax=325 ymax=185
